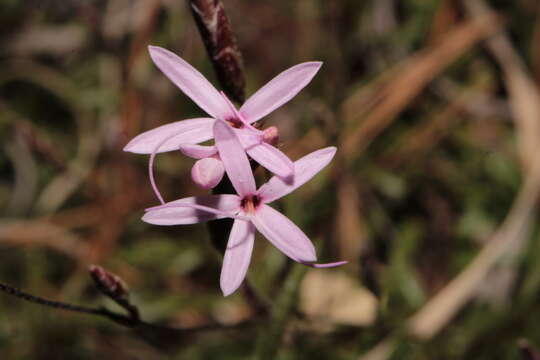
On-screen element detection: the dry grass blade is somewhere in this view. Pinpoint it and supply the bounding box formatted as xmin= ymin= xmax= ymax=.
xmin=360 ymin=338 xmax=397 ymax=360
xmin=0 ymin=220 xmax=89 ymax=260
xmin=336 ymin=174 xmax=366 ymax=264
xmin=360 ymin=146 xmax=540 ymax=357
xmin=340 ymin=12 xmax=500 ymax=161
xmin=359 ymin=2 xmax=540 ymax=358
xmin=0 ymin=61 xmax=101 ymax=214
xmin=459 ymin=0 xmax=540 ymax=302
xmin=463 ymin=0 xmax=540 ymax=173
xmin=407 ymin=158 xmax=540 ymax=339
xmin=4 ymin=130 xmax=37 ymax=216
xmin=382 ymin=93 xmax=467 ymax=168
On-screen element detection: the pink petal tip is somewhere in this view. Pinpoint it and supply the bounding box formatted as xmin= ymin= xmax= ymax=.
xmin=301 ymin=260 xmax=348 ymax=268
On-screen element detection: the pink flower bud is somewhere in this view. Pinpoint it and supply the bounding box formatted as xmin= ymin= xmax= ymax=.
xmin=262 ymin=126 xmax=279 ymax=146
xmin=191 ymin=157 xmax=225 ymax=189
xmin=89 ymin=265 xmax=129 ymax=300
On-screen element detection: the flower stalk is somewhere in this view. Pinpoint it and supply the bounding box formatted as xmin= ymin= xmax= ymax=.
xmin=190 ymin=0 xmax=246 ymax=103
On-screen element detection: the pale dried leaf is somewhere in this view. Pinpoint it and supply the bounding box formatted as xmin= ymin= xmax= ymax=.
xmin=300 ymin=270 xmax=377 ymax=326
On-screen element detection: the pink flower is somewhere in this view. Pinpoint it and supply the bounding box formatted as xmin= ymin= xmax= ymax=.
xmin=143 ymin=121 xmax=346 ymax=296
xmin=124 ymin=46 xmax=322 ymax=190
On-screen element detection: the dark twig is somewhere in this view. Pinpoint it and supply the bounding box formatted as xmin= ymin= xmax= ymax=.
xmin=189 ymin=0 xmax=244 ymax=255
xmin=0 ymin=281 xmax=137 ymax=327
xmin=0 ymin=276 xmax=264 ymax=344
xmin=89 ymin=265 xmax=140 ymax=324
xmin=190 ymin=0 xmax=246 ymax=103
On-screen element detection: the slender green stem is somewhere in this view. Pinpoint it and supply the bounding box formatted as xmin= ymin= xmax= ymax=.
xmin=253 ymin=264 xmax=307 ymax=360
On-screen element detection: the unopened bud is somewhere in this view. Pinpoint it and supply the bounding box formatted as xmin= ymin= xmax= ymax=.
xmin=191 ymin=157 xmax=225 ymax=189
xmin=262 ymin=126 xmax=279 ymax=146
xmin=89 ymin=265 xmax=129 ymax=300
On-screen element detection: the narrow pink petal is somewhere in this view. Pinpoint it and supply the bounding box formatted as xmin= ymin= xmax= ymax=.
xmin=144 ymin=121 xmax=219 ymax=204
xmin=142 ymin=195 xmax=239 ymax=225
xmin=299 ymin=261 xmax=348 ymax=268
xmin=220 ymin=91 xmax=243 ymax=121
xmin=123 ymin=118 xmax=215 ymax=154
xmin=258 ymin=147 xmax=336 ymax=203
xmin=148 ymin=46 xmax=233 ymax=120
xmin=236 ymin=128 xmax=263 ymax=148
xmin=145 ymin=202 xmax=249 ymax=221
xmin=220 ymin=219 xmax=255 ymax=296
xmin=191 ymin=158 xmax=225 ymax=189
xmin=251 ymin=205 xmax=316 ymax=262
xmin=240 ymin=62 xmax=322 ymax=123
xmin=179 ymin=144 xmax=217 ymax=159
xmin=245 ymin=142 xmax=294 ymax=179
xmin=149 ymin=148 xmax=165 ymax=204
xmin=213 ymin=121 xmax=256 ymax=197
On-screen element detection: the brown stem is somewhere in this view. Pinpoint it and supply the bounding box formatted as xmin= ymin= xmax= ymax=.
xmin=189 ymin=0 xmax=271 ymax=314
xmin=190 ymin=0 xmax=246 ymax=103
xmin=0 ymin=278 xmax=263 ymax=345
xmin=0 ymin=281 xmax=138 ymax=327
xmin=89 ymin=265 xmax=140 ymax=323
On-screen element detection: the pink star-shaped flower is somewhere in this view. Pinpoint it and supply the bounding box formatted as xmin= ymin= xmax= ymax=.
xmin=143 ymin=121 xmax=346 ymax=296
xmin=124 ymin=46 xmax=322 ymax=190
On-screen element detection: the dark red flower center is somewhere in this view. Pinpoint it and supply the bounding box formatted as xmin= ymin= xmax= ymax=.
xmin=240 ymin=194 xmax=261 ymax=213
xmin=225 ymin=117 xmax=244 ymax=129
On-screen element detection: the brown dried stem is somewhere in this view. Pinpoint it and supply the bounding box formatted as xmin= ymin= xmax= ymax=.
xmin=340 ymin=12 xmax=500 ymax=161
xmin=0 ymin=280 xmax=140 ymax=327
xmin=0 ymin=271 xmax=261 ymax=342
xmin=190 ymin=0 xmax=246 ymax=103
xmin=188 ymin=0 xmax=269 ymax=314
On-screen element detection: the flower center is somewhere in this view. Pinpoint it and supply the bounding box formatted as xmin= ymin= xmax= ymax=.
xmin=240 ymin=194 xmax=261 ymax=214
xmin=225 ymin=117 xmax=244 ymax=129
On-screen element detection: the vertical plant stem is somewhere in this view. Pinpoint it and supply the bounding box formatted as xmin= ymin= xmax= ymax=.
xmin=189 ymin=0 xmax=246 ymax=253
xmin=253 ymin=264 xmax=307 ymax=360
xmin=190 ymin=0 xmax=246 ymax=103
xmin=189 ymin=0 xmax=269 ymax=313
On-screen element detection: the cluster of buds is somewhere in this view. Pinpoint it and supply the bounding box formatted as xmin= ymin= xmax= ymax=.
xmin=124 ymin=46 xmax=346 ymax=296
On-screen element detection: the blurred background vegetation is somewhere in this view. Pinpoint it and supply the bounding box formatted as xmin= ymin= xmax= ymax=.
xmin=1 ymin=0 xmax=540 ymax=359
